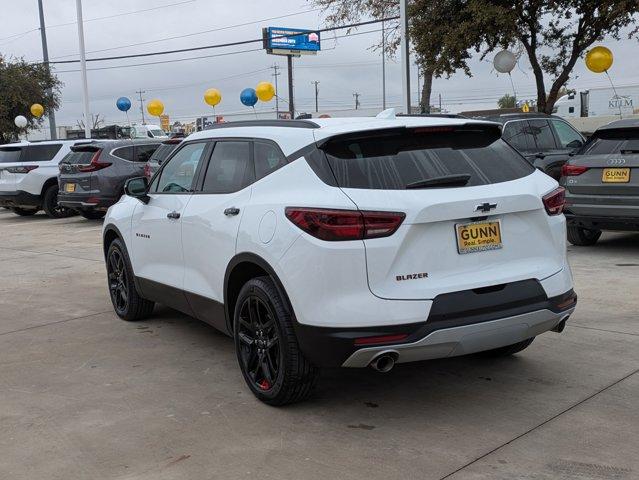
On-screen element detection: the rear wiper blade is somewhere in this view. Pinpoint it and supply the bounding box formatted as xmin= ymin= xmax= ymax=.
xmin=405 ymin=174 xmax=471 ymax=189
xmin=620 ymin=150 xmax=639 ymax=154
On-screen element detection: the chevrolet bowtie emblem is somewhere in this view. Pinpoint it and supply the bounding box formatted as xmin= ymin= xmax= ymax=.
xmin=475 ymin=202 xmax=497 ymax=213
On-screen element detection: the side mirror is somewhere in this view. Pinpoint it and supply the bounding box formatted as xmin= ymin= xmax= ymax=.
xmin=566 ymin=139 xmax=583 ymax=150
xmin=124 ymin=176 xmax=150 ymax=204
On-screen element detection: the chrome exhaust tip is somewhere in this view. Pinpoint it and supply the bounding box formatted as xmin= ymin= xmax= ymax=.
xmin=552 ymin=315 xmax=570 ymax=333
xmin=369 ymin=352 xmax=398 ymax=373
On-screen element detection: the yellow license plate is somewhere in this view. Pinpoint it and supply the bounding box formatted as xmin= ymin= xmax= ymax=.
xmin=456 ymin=221 xmax=502 ymax=254
xmin=602 ymin=168 xmax=630 ymax=183
xmin=65 ymin=183 xmax=76 ymax=193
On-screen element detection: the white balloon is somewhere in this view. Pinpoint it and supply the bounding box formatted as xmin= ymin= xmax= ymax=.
xmin=14 ymin=115 xmax=28 ymax=128
xmin=493 ymin=50 xmax=517 ymax=74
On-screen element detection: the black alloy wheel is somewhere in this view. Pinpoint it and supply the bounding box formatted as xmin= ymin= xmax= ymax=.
xmin=43 ymin=184 xmax=74 ymax=218
xmin=234 ymin=277 xmax=317 ymax=405
xmin=107 ymin=247 xmax=129 ymax=315
xmin=237 ymin=295 xmax=282 ymax=392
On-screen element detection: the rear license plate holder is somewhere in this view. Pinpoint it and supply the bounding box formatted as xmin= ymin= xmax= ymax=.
xmin=455 ymin=220 xmax=502 ymax=255
xmin=602 ymin=168 xmax=630 ymax=183
xmin=65 ymin=183 xmax=76 ymax=193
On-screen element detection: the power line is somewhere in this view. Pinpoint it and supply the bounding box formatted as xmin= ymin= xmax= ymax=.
xmin=46 ymin=17 xmax=399 ymax=65
xmin=0 ymin=0 xmax=196 ymax=42
xmin=50 ymin=8 xmax=323 ymax=60
xmin=52 ymin=27 xmax=390 ymax=73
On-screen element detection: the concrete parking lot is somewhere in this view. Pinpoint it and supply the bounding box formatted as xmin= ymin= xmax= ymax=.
xmin=0 ymin=207 xmax=637 ymax=480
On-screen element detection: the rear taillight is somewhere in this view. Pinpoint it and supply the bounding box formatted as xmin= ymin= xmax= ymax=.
xmin=285 ymin=207 xmax=405 ymax=241
xmin=6 ymin=165 xmax=38 ymax=174
xmin=78 ymin=150 xmax=110 ymax=172
xmin=542 ymin=187 xmax=566 ymax=216
xmin=354 ymin=334 xmax=408 ymax=346
xmin=561 ymin=164 xmax=588 ymax=176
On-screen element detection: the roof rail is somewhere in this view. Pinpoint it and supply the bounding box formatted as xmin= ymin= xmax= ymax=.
xmin=205 ymin=119 xmax=320 ymax=130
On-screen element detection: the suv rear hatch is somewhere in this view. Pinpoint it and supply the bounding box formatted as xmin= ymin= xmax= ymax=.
xmin=0 ymin=146 xmax=25 ymax=192
xmin=58 ymin=145 xmax=106 ymax=194
xmin=562 ymin=128 xmax=639 ymax=197
xmin=318 ymin=124 xmax=564 ymax=300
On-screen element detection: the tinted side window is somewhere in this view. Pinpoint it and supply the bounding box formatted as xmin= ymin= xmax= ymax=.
xmin=254 ymin=141 xmax=287 ymax=180
xmin=153 ymin=142 xmax=206 ymax=193
xmin=135 ymin=144 xmax=159 ymax=162
xmin=528 ymin=119 xmax=557 ymax=150
xmin=112 ymin=146 xmax=134 ymax=161
xmin=150 ymin=144 xmax=178 ymax=164
xmin=201 ymin=141 xmax=252 ymax=193
xmin=502 ymin=121 xmax=535 ymax=153
xmin=550 ymin=119 xmax=583 ymax=148
xmin=24 ymin=144 xmax=62 ymax=162
xmin=0 ymin=147 xmax=24 ymax=163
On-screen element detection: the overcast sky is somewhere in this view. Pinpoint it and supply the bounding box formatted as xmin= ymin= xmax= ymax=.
xmin=2 ymin=0 xmax=638 ymax=128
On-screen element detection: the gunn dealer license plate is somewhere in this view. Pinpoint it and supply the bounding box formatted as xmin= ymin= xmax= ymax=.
xmin=602 ymin=168 xmax=630 ymax=183
xmin=456 ymin=220 xmax=502 ymax=254
xmin=65 ymin=183 xmax=76 ymax=193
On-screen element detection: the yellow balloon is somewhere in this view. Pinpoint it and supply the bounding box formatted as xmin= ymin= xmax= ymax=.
xmin=256 ymin=81 xmax=275 ymax=102
xmin=585 ymin=46 xmax=613 ymax=74
xmin=30 ymin=103 xmax=44 ymax=118
xmin=204 ymin=88 xmax=222 ymax=107
xmin=147 ymin=99 xmax=164 ymax=117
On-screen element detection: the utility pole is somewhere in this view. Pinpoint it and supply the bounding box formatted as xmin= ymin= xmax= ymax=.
xmin=439 ymin=93 xmax=442 ymax=112
xmin=37 ymin=0 xmax=57 ymax=139
xmin=311 ymin=81 xmax=320 ymax=113
xmin=287 ymin=55 xmax=295 ymax=119
xmin=353 ymin=92 xmax=361 ymax=110
xmin=75 ymin=0 xmax=91 ymax=139
xmin=270 ymin=63 xmax=281 ymax=118
xmin=136 ymin=89 xmax=146 ymax=124
xmin=381 ymin=19 xmax=386 ymax=110
xmin=399 ymin=0 xmax=411 ymax=114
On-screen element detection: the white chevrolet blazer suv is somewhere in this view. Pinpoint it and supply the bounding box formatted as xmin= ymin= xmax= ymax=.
xmin=102 ymin=114 xmax=577 ymax=405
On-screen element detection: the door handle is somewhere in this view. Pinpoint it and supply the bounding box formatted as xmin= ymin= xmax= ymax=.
xmin=167 ymin=211 xmax=181 ymax=219
xmin=224 ymin=207 xmax=240 ymax=216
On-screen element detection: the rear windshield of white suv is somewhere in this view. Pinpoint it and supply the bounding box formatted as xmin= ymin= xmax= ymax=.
xmin=0 ymin=147 xmax=23 ymax=163
xmin=579 ymin=128 xmax=639 ymax=155
xmin=319 ymin=125 xmax=534 ymax=189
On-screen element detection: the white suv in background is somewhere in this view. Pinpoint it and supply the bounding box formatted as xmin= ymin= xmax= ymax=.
xmin=102 ymin=114 xmax=576 ymax=405
xmin=0 ymin=139 xmax=93 ymax=217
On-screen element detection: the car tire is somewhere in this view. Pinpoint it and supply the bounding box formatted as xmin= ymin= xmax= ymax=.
xmin=80 ymin=209 xmax=105 ymax=220
xmin=42 ymin=184 xmax=74 ymax=219
xmin=234 ymin=276 xmax=318 ymax=406
xmin=479 ymin=337 xmax=535 ymax=357
xmin=567 ymin=226 xmax=602 ymax=246
xmin=106 ymin=238 xmax=154 ymax=321
xmin=12 ymin=207 xmax=38 ymax=216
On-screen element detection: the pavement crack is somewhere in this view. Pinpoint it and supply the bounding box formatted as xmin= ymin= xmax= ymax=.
xmin=438 ymin=368 xmax=639 ymax=480
xmin=0 ymin=310 xmax=112 ymax=337
xmin=568 ymin=323 xmax=639 ymax=337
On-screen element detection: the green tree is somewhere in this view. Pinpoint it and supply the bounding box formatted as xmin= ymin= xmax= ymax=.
xmin=497 ymin=93 xmax=517 ymax=109
xmin=0 ymin=56 xmax=61 ymax=143
xmin=443 ymin=0 xmax=639 ymax=113
xmin=312 ymin=0 xmax=476 ymax=113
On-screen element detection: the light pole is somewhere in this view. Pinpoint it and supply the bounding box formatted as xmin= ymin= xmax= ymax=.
xmin=399 ymin=0 xmax=411 ymax=114
xmin=37 ymin=0 xmax=57 ymax=139
xmin=75 ymin=0 xmax=91 ymax=139
xmin=311 ymin=81 xmax=320 ymax=112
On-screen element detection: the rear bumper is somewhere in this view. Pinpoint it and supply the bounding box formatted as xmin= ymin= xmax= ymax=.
xmin=342 ymin=307 xmax=574 ymax=367
xmin=0 ymin=190 xmax=41 ymax=208
xmin=295 ymin=287 xmax=577 ymax=368
xmin=58 ymin=192 xmax=118 ymax=210
xmin=565 ymin=213 xmax=639 ymax=231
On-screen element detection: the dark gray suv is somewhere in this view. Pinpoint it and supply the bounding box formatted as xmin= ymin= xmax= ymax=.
xmin=58 ymin=139 xmax=160 ymax=219
xmin=482 ymin=113 xmax=585 ymax=180
xmin=560 ymin=119 xmax=639 ymax=245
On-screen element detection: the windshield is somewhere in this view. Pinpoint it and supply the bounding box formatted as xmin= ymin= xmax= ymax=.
xmin=150 ymin=143 xmax=179 ymax=163
xmin=0 ymin=147 xmax=24 ymax=163
xmin=580 ymin=128 xmax=639 ymax=155
xmin=320 ymin=126 xmax=534 ymax=190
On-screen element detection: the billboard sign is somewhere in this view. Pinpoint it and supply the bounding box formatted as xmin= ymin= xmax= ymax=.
xmin=264 ymin=27 xmax=320 ymax=56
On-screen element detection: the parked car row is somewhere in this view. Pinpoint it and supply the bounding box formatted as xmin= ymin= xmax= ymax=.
xmin=0 ymin=138 xmax=181 ymax=220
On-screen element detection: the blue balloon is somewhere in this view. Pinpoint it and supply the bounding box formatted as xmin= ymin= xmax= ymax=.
xmin=116 ymin=97 xmax=131 ymax=112
xmin=240 ymin=88 xmax=258 ymax=107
